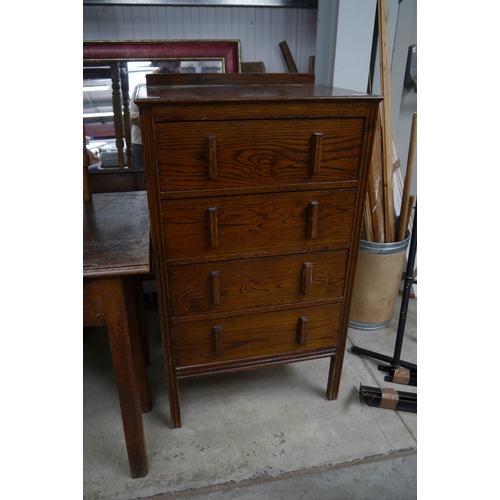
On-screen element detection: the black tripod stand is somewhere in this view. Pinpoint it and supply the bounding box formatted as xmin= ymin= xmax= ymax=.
xmin=352 ymin=203 xmax=417 ymax=412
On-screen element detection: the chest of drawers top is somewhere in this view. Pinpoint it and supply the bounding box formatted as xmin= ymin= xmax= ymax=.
xmin=136 ymin=81 xmax=379 ymax=119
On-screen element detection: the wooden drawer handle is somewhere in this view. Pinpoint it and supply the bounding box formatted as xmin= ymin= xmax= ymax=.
xmin=302 ymin=262 xmax=313 ymax=295
xmin=208 ymin=207 xmax=218 ymax=248
xmin=308 ymin=201 xmax=319 ymax=238
xmin=207 ymin=136 xmax=217 ymax=180
xmin=211 ymin=271 xmax=221 ymax=305
xmin=298 ymin=316 xmax=308 ymax=346
xmin=214 ymin=326 xmax=222 ymax=356
xmin=311 ymin=132 xmax=323 ymax=174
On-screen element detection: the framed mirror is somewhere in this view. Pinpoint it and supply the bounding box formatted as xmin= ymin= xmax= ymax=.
xmin=83 ymin=40 xmax=241 ymax=178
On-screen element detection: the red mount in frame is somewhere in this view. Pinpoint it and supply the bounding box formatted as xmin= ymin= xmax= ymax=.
xmin=83 ymin=40 xmax=241 ymax=73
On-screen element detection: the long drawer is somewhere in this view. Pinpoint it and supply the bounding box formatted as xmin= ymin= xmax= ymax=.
xmin=172 ymin=303 xmax=342 ymax=368
xmin=168 ymin=250 xmax=348 ymax=318
xmin=156 ymin=118 xmax=364 ymax=192
xmin=162 ymin=188 xmax=357 ymax=261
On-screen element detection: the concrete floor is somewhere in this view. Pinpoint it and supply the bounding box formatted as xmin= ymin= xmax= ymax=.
xmin=83 ymin=293 xmax=417 ymax=499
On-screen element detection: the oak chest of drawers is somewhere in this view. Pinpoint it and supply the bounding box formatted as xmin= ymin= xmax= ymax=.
xmin=136 ymin=74 xmax=381 ymax=428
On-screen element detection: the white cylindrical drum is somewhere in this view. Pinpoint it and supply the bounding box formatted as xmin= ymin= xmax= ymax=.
xmin=349 ymin=235 xmax=410 ymax=330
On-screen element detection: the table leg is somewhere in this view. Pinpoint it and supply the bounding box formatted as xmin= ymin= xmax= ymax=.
xmin=132 ymin=275 xmax=150 ymax=366
xmin=125 ymin=276 xmax=151 ymax=412
xmin=101 ymin=276 xmax=148 ymax=478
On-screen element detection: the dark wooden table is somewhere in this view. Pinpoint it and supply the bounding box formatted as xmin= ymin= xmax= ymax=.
xmin=83 ymin=191 xmax=151 ymax=478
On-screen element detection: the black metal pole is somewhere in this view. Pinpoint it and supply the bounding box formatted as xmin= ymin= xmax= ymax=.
xmin=391 ymin=203 xmax=417 ymax=368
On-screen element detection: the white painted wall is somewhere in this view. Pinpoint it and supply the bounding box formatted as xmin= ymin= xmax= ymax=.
xmin=313 ymin=0 xmax=339 ymax=86
xmin=83 ymin=4 xmax=318 ymax=73
xmin=333 ymin=0 xmax=377 ymax=92
xmin=315 ymin=0 xmax=399 ymax=92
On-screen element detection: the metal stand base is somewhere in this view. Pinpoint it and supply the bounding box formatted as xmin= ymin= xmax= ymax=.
xmin=350 ymin=346 xmax=416 ymax=371
xmin=351 ymin=204 xmax=417 ymax=412
xmin=378 ymin=365 xmax=417 ymax=387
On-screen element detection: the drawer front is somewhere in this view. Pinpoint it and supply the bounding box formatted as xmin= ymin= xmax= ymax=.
xmin=168 ymin=251 xmax=348 ymax=317
xmin=162 ymin=188 xmax=356 ymax=261
xmin=155 ymin=119 xmax=364 ymax=192
xmin=172 ymin=303 xmax=341 ymax=367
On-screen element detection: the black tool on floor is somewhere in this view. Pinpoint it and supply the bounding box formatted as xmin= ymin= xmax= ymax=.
xmin=352 ymin=203 xmax=417 ymax=410
xmin=358 ymin=384 xmax=417 ymax=413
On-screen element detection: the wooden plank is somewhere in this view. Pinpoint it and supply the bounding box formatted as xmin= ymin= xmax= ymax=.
xmin=377 ymin=0 xmax=395 ymax=242
xmin=366 ymin=115 xmax=385 ymax=242
xmin=241 ymin=61 xmax=266 ymax=73
xmin=397 ymin=112 xmax=417 ymax=242
xmin=146 ymin=72 xmax=314 ymax=86
xmin=405 ymin=195 xmax=415 ymax=236
xmin=363 ymin=195 xmax=374 ymax=242
xmin=279 ymin=40 xmax=299 ymax=73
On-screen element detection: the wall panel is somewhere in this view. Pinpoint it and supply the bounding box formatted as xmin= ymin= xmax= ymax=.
xmin=83 ymin=4 xmax=317 ymax=73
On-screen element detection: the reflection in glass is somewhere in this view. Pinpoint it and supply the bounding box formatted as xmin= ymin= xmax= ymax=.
xmin=83 ymin=59 xmax=223 ymax=169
